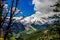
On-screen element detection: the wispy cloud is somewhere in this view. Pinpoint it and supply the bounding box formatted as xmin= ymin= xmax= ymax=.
xmin=9 ymin=7 xmax=22 ymax=14
xmin=3 ymin=4 xmax=8 ymax=8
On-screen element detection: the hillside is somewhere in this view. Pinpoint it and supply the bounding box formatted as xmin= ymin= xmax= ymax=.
xmin=18 ymin=25 xmax=60 ymax=40
xmin=15 ymin=17 xmax=60 ymax=40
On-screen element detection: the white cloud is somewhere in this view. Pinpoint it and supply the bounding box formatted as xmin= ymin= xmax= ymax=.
xmin=32 ymin=0 xmax=58 ymax=17
xmin=7 ymin=16 xmax=23 ymax=20
xmin=9 ymin=7 xmax=22 ymax=14
xmin=3 ymin=4 xmax=8 ymax=8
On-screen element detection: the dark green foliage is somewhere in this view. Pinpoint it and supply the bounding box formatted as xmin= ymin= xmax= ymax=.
xmin=17 ymin=21 xmax=60 ymax=40
xmin=51 ymin=0 xmax=60 ymax=12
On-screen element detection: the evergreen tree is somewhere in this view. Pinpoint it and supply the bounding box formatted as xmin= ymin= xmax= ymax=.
xmin=52 ymin=0 xmax=60 ymax=12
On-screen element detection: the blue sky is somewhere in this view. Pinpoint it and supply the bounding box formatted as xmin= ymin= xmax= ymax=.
xmin=6 ymin=0 xmax=58 ymax=17
xmin=18 ymin=0 xmax=35 ymax=17
xmin=7 ymin=0 xmax=35 ymax=17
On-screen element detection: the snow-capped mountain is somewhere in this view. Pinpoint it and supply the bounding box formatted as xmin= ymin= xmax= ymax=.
xmin=6 ymin=12 xmax=59 ymax=25
xmin=3 ymin=13 xmax=58 ymax=34
xmin=20 ymin=13 xmax=56 ymax=25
